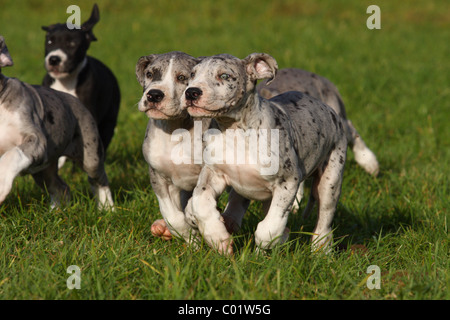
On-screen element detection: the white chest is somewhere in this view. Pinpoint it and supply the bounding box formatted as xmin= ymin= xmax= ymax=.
xmin=144 ymin=128 xmax=202 ymax=190
xmin=50 ymin=76 xmax=78 ymax=97
xmin=49 ymin=57 xmax=87 ymax=98
xmin=203 ymin=128 xmax=278 ymax=200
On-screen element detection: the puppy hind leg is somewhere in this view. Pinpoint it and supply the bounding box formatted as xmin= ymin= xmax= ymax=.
xmin=77 ymin=145 xmax=114 ymax=211
xmin=86 ymin=170 xmax=114 ymax=211
xmin=74 ymin=126 xmax=114 ymax=210
xmin=221 ymin=189 xmax=250 ymax=234
xmin=32 ymin=162 xmax=71 ymax=209
xmin=290 ymin=181 xmax=304 ymax=213
xmin=311 ymin=146 xmax=346 ymax=252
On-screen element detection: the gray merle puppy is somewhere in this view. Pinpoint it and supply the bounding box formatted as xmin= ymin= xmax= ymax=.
xmin=182 ymin=53 xmax=347 ymax=254
xmin=0 ymin=35 xmax=113 ymax=210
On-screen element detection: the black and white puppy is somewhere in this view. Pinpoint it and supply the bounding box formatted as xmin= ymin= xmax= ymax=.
xmin=42 ymin=4 xmax=120 ymax=155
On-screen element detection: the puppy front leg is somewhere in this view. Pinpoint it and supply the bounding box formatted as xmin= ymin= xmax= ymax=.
xmin=150 ymin=169 xmax=197 ymax=245
xmin=254 ymin=179 xmax=299 ymax=250
xmin=0 ymin=131 xmax=46 ymax=204
xmin=0 ymin=147 xmax=33 ymax=204
xmin=191 ymin=166 xmax=231 ymax=255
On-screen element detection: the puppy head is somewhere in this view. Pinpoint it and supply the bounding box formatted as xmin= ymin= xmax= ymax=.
xmin=0 ymin=35 xmax=14 ymax=69
xmin=135 ymin=51 xmax=200 ymax=120
xmin=42 ymin=4 xmax=100 ymax=78
xmin=182 ymin=53 xmax=278 ymax=118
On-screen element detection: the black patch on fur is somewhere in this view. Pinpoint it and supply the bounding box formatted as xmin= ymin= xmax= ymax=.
xmin=283 ymin=158 xmax=292 ymax=170
xmin=330 ymin=112 xmax=337 ymax=128
xmin=274 ymin=116 xmax=282 ymax=127
xmin=151 ymin=68 xmax=163 ymax=81
xmin=46 ymin=111 xmax=55 ymax=125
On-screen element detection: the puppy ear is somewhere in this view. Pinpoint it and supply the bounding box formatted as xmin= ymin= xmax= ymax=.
xmin=41 ymin=24 xmax=57 ymax=32
xmin=81 ymin=3 xmax=100 ymax=41
xmin=135 ymin=55 xmax=157 ymax=87
xmin=243 ymin=53 xmax=278 ymax=85
xmin=0 ymin=36 xmax=14 ymax=68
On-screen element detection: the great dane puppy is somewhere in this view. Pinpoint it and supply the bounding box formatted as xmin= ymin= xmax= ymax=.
xmin=135 ymin=52 xmax=248 ymax=243
xmin=257 ymin=68 xmax=379 ymax=176
xmin=182 ymin=53 xmax=347 ymax=254
xmin=0 ymin=36 xmax=113 ymax=209
xmin=42 ymin=4 xmax=120 ymax=159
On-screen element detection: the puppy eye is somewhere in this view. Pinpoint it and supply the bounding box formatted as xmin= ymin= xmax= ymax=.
xmin=146 ymin=72 xmax=153 ymax=79
xmin=69 ymin=41 xmax=76 ymax=47
xmin=190 ymin=72 xmax=195 ymax=78
xmin=220 ymin=73 xmax=231 ymax=80
xmin=177 ymin=75 xmax=186 ymax=81
xmin=47 ymin=40 xmax=52 ymax=45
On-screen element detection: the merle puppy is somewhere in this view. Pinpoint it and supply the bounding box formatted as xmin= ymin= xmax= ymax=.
xmin=182 ymin=53 xmax=347 ymax=254
xmin=0 ymin=35 xmax=114 ymax=210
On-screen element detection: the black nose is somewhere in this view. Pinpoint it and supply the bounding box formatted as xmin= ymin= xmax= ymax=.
xmin=185 ymin=87 xmax=203 ymax=101
xmin=49 ymin=56 xmax=61 ymax=66
xmin=147 ymin=89 xmax=165 ymax=103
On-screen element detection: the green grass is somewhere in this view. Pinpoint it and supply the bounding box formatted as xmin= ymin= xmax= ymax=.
xmin=0 ymin=0 xmax=448 ymax=300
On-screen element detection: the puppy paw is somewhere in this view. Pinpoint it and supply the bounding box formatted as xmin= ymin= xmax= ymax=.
xmin=216 ymin=238 xmax=233 ymax=256
xmin=0 ymin=179 xmax=13 ymax=205
xmin=151 ymin=219 xmax=172 ymax=240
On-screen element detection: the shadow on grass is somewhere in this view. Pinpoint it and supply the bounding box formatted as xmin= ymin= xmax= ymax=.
xmin=331 ymin=204 xmax=414 ymax=251
xmin=228 ymin=193 xmax=416 ymax=255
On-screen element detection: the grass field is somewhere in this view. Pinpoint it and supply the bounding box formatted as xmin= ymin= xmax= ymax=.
xmin=0 ymin=0 xmax=448 ymax=300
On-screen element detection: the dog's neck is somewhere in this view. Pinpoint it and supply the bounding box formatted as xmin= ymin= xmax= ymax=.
xmin=50 ymin=57 xmax=88 ymax=96
xmin=150 ymin=115 xmax=196 ymax=134
xmin=0 ymin=73 xmax=8 ymax=99
xmin=214 ymin=90 xmax=263 ymax=130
